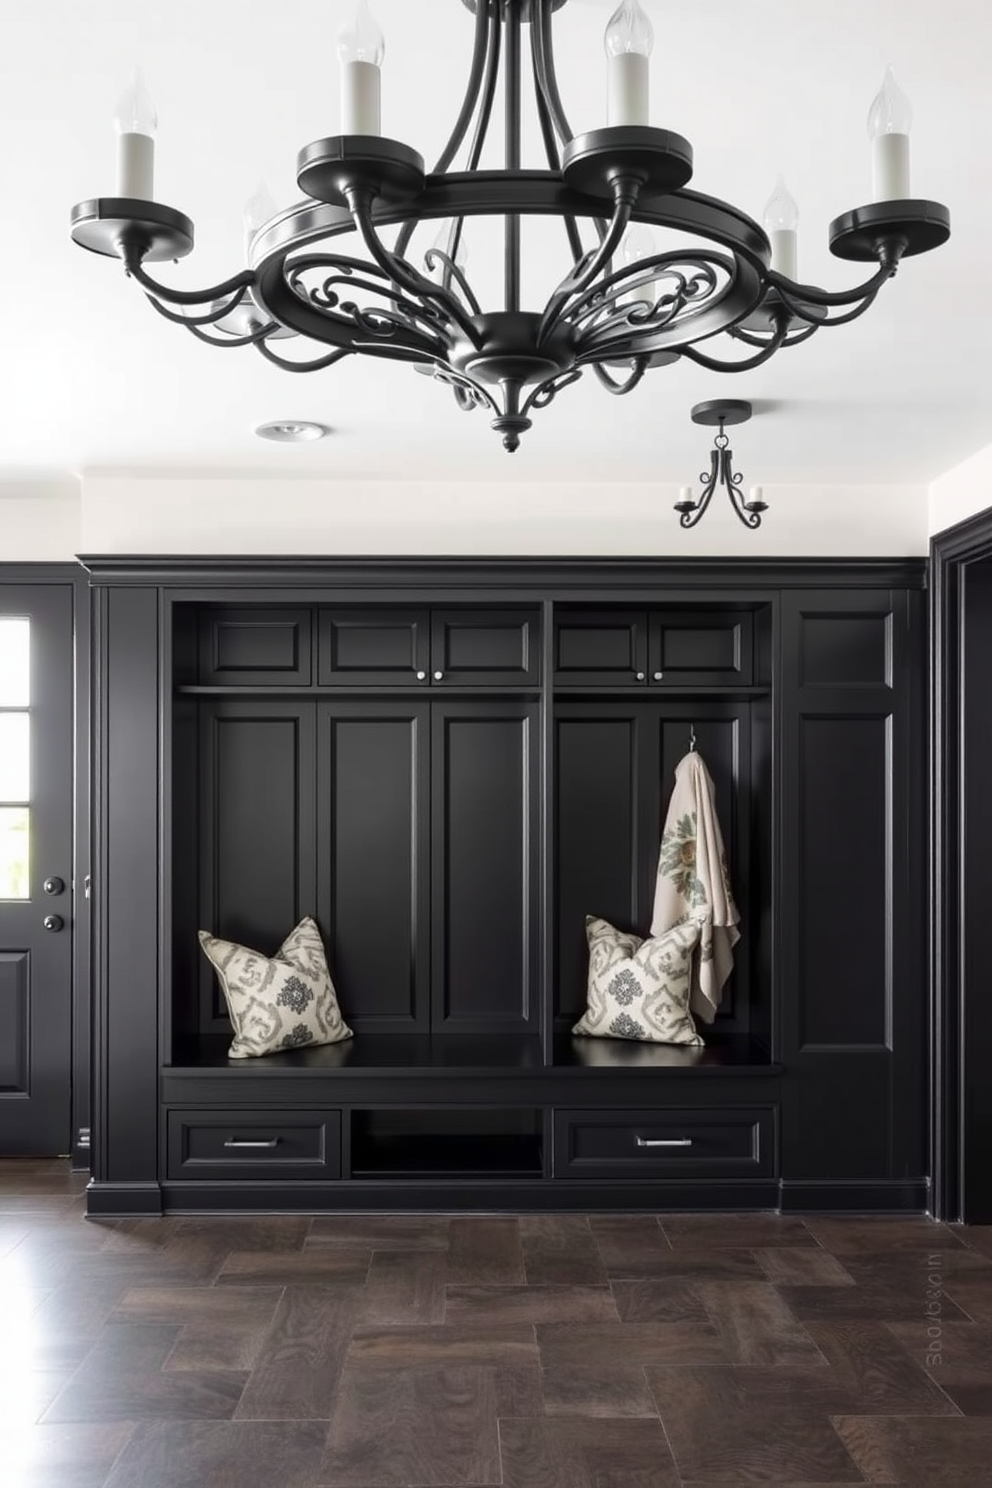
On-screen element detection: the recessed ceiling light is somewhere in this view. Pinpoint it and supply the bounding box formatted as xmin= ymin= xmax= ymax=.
xmin=254 ymin=420 xmax=330 ymax=443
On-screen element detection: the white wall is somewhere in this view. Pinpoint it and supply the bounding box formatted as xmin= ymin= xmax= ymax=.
xmin=0 ymin=480 xmax=82 ymax=562
xmin=928 ymin=441 xmax=992 ymax=537
xmin=0 ymin=474 xmax=931 ymax=561
xmin=71 ymin=475 xmax=929 ymax=559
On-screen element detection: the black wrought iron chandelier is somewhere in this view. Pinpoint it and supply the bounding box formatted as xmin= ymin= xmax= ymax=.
xmin=676 ymin=400 xmax=765 ymax=530
xmin=70 ymin=0 xmax=950 ymax=457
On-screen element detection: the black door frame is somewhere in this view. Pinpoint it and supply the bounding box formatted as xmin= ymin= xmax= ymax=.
xmin=930 ymin=506 xmax=992 ymax=1222
xmin=0 ymin=562 xmax=91 ymax=1168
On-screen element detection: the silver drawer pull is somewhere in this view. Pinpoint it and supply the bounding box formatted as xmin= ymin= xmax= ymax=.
xmin=223 ymin=1138 xmax=280 ymax=1149
xmin=635 ymin=1136 xmax=693 ymax=1148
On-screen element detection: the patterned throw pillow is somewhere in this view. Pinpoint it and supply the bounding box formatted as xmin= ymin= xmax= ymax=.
xmin=198 ymin=916 xmax=353 ymax=1059
xmin=572 ymin=915 xmax=703 ymax=1046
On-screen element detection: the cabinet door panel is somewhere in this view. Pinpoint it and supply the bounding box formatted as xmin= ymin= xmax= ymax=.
xmin=319 ymin=702 xmax=430 ymax=1030
xmin=198 ymin=607 xmax=312 ymax=686
xmin=199 ymin=700 xmax=317 ymax=1031
xmin=649 ymin=611 xmax=753 ymax=685
xmin=554 ymin=611 xmax=648 ymax=685
xmin=432 ymin=701 xmax=539 ymax=1031
xmin=554 ymin=706 xmax=650 ymax=1025
xmin=318 ymin=609 xmax=429 ymax=685
xmin=431 ymin=609 xmax=539 ymax=686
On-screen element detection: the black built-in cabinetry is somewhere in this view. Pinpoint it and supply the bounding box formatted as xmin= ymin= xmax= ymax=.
xmin=84 ymin=559 xmax=925 ymax=1216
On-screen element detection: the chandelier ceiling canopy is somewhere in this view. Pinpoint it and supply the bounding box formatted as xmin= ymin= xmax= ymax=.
xmin=70 ymin=0 xmax=950 ymax=461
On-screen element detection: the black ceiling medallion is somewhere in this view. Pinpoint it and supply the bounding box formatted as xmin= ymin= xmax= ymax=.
xmin=676 ymin=400 xmax=766 ymax=530
xmin=70 ymin=1 xmax=950 ymax=464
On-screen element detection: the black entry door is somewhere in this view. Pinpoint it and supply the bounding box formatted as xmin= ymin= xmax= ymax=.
xmin=0 ymin=585 xmax=74 ymax=1154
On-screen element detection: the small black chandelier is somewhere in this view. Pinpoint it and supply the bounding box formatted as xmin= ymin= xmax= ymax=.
xmin=70 ymin=0 xmax=950 ymax=457
xmin=675 ymin=400 xmax=765 ymax=531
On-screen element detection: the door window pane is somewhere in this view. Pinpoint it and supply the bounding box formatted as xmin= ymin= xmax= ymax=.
xmin=0 ymin=713 xmax=30 ymax=801
xmin=0 ymin=807 xmax=30 ymax=899
xmin=0 ymin=620 xmax=30 ymax=706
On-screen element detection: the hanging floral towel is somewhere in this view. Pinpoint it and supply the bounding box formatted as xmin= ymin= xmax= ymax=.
xmin=650 ymin=750 xmax=740 ymax=1025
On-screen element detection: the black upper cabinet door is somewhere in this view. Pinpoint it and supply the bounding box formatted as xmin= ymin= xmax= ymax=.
xmin=318 ymin=609 xmax=430 ymax=686
xmin=198 ymin=607 xmax=313 ymax=686
xmin=431 ymin=609 xmax=539 ymax=687
xmin=431 ymin=700 xmax=540 ymax=1033
xmin=554 ymin=611 xmax=649 ymax=686
xmin=648 ymin=612 xmax=753 ymax=687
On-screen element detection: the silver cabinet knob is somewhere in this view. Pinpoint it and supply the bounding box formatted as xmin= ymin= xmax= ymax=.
xmin=653 ymin=671 xmax=664 ymax=681
xmin=433 ymin=670 xmax=444 ymax=680
xmin=43 ymin=914 xmax=64 ymax=933
xmin=416 ymin=670 xmax=427 ymax=680
xmin=635 ymin=671 xmax=645 ymax=681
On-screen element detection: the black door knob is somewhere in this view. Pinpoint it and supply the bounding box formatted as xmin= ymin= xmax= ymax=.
xmin=43 ymin=914 xmax=64 ymax=933
xmin=43 ymin=876 xmax=65 ymax=896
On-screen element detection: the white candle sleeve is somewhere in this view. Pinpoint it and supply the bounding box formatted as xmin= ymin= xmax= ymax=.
xmin=871 ymin=133 xmax=910 ymax=201
xmin=769 ymin=229 xmax=798 ymax=281
xmin=117 ymin=131 xmax=155 ymax=199
xmin=342 ymin=60 xmax=381 ymax=135
xmin=608 ymin=53 xmax=649 ymax=127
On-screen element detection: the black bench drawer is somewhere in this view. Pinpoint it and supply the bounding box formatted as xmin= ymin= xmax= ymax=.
xmin=166 ymin=1109 xmax=341 ymax=1181
xmin=554 ymin=1106 xmax=775 ymax=1179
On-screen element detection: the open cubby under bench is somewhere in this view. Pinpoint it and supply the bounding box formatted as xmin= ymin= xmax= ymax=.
xmin=161 ymin=1031 xmax=782 ymax=1212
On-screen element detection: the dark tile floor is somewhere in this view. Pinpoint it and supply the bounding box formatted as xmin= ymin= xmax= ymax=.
xmin=2 ymin=1162 xmax=992 ymax=1486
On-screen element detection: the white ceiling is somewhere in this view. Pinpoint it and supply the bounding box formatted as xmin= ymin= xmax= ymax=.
xmin=0 ymin=0 xmax=988 ymax=487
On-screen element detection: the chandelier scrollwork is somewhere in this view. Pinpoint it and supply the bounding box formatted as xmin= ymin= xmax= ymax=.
xmin=71 ymin=0 xmax=950 ymax=464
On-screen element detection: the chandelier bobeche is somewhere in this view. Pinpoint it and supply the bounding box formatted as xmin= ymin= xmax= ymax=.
xmin=71 ymin=0 xmax=949 ymax=470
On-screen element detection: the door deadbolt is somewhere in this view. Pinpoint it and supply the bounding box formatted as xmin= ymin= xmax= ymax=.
xmin=43 ymin=914 xmax=65 ymax=933
xmin=43 ymin=876 xmax=65 ymax=896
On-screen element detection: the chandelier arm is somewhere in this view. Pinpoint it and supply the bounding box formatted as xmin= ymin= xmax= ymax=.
xmin=568 ymin=253 xmax=725 ymax=326
xmin=137 ymin=287 xmax=256 ymax=328
xmin=723 ymin=450 xmax=763 ymax=530
xmin=521 ymin=367 xmax=584 ymax=417
xmin=432 ymin=0 xmax=492 ymax=173
xmin=679 ymin=450 xmax=719 ymax=530
xmin=678 ymin=316 xmax=789 ymax=372
xmin=141 ymin=292 xmax=278 ymax=346
xmin=393 ymin=5 xmax=500 ymax=270
xmin=768 ymin=259 xmax=894 ymax=311
xmin=538 ymin=176 xmax=641 ymax=344
xmin=534 ymin=0 xmax=606 ymax=244
xmin=531 ymin=37 xmax=584 ymax=263
xmin=785 ymin=290 xmax=886 ymax=329
xmin=122 ymin=248 xmax=254 ymax=309
xmin=348 ymin=191 xmax=483 ymax=347
xmin=254 ymin=341 xmax=351 ymax=373
xmin=537 ymin=0 xmax=575 ymax=148
xmin=592 ymin=358 xmax=648 ymax=396
xmin=430 ymin=365 xmax=500 ymax=417
xmin=420 ymin=249 xmax=483 ymax=317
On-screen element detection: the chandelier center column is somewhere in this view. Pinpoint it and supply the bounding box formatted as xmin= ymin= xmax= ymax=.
xmin=504 ymin=0 xmax=522 ymax=313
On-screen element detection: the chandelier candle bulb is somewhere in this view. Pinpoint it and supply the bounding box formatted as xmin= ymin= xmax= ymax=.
xmin=605 ymin=0 xmax=654 ymax=128
xmin=338 ymin=0 xmax=385 ymax=136
xmin=763 ymin=176 xmax=799 ymax=281
xmin=868 ymin=66 xmax=912 ymax=200
xmin=114 ymin=68 xmax=157 ymax=200
xmin=242 ymin=180 xmax=278 ymax=262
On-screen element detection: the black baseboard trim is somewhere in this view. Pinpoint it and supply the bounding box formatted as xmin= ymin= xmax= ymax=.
xmin=85 ymin=1181 xmax=163 ymax=1218
xmin=160 ymin=1178 xmax=783 ymax=1215
xmin=779 ymin=1179 xmax=929 ymax=1213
